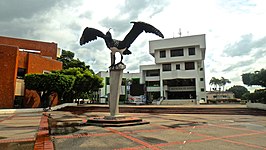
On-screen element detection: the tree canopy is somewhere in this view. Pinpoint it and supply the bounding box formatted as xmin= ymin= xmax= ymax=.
xmin=25 ymin=68 xmax=103 ymax=104
xmin=53 ymin=68 xmax=103 ymax=101
xmin=25 ymin=50 xmax=104 ymax=105
xmin=227 ymin=85 xmax=249 ymax=99
xmin=209 ymin=77 xmax=231 ymax=91
xmin=242 ymin=69 xmax=266 ymax=87
xmin=25 ymin=73 xmax=76 ymax=106
xmin=25 ymin=74 xmax=75 ymax=96
xmin=57 ymin=49 xmax=94 ymax=73
xmin=242 ymin=68 xmax=266 ymax=103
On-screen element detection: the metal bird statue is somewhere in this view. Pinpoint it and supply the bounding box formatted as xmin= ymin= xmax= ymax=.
xmin=80 ymin=21 xmax=164 ymax=66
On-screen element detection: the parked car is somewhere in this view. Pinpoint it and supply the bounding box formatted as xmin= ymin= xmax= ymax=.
xmin=128 ymin=95 xmax=146 ymax=105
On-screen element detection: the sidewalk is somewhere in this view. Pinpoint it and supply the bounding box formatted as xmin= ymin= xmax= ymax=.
xmin=0 ymin=112 xmax=42 ymax=149
xmin=0 ymin=105 xmax=265 ymax=150
xmin=49 ymin=111 xmax=266 ymax=150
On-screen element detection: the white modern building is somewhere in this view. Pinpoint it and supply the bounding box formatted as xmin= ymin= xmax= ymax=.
xmin=140 ymin=34 xmax=206 ymax=104
xmin=97 ymin=34 xmax=207 ymax=105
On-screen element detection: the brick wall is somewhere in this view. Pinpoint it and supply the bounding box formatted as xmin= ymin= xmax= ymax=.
xmin=0 ymin=36 xmax=63 ymax=108
xmin=0 ymin=44 xmax=19 ymax=108
xmin=0 ymin=36 xmax=57 ymax=59
xmin=18 ymin=51 xmax=28 ymax=68
xmin=27 ymin=53 xmax=62 ymax=74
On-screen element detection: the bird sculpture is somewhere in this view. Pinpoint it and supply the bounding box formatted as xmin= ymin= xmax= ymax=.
xmin=80 ymin=21 xmax=164 ymax=67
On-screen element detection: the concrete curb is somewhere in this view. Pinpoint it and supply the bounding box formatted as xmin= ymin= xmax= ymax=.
xmin=246 ymin=102 xmax=266 ymax=110
xmin=0 ymin=103 xmax=77 ymax=114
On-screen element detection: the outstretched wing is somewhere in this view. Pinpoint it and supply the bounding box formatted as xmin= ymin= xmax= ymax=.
xmin=120 ymin=21 xmax=164 ymax=48
xmin=80 ymin=27 xmax=106 ymax=45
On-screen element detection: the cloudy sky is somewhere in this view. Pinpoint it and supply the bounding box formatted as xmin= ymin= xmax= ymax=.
xmin=1 ymin=0 xmax=266 ymax=91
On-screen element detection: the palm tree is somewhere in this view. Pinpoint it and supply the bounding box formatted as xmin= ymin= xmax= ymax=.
xmin=209 ymin=77 xmax=220 ymax=91
xmin=220 ymin=77 xmax=231 ymax=91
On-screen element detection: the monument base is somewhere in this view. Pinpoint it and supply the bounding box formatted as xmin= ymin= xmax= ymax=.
xmin=86 ymin=116 xmax=149 ymax=127
xmin=108 ymin=63 xmax=126 ymax=117
xmin=104 ymin=115 xmax=126 ymax=120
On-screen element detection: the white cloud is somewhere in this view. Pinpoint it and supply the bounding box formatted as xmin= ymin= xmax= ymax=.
xmin=0 ymin=0 xmax=266 ymax=92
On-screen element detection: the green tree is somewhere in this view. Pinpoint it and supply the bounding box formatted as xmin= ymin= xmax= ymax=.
xmin=220 ymin=77 xmax=231 ymax=91
xmin=209 ymin=77 xmax=231 ymax=91
xmin=227 ymin=85 xmax=249 ymax=99
xmin=25 ymin=73 xmax=75 ymax=107
xmin=242 ymin=68 xmax=266 ymax=103
xmin=57 ymin=50 xmax=93 ymax=73
xmin=242 ymin=69 xmax=266 ymax=87
xmin=209 ymin=77 xmax=220 ymax=91
xmin=54 ymin=68 xmax=103 ymax=102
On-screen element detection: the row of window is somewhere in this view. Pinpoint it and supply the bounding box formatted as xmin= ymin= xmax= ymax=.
xmin=162 ymin=62 xmax=195 ymax=71
xmin=160 ymin=47 xmax=195 ymax=58
xmin=134 ymin=77 xmax=206 ymax=94
xmin=105 ymin=77 xmax=140 ymax=85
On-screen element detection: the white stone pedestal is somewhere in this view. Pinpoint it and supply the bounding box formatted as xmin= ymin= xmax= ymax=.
xmin=108 ymin=63 xmax=126 ymax=117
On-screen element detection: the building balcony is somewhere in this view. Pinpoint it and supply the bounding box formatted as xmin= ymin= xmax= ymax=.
xmin=146 ymin=86 xmax=160 ymax=92
xmin=145 ymin=76 xmax=160 ymax=81
xmin=166 ymin=86 xmax=196 ymax=92
xmin=161 ymin=70 xmax=198 ymax=79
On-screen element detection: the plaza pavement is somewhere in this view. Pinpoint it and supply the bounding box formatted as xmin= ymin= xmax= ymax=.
xmin=0 ymin=104 xmax=265 ymax=150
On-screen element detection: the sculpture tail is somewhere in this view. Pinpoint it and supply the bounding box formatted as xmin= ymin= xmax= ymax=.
xmin=123 ymin=49 xmax=132 ymax=55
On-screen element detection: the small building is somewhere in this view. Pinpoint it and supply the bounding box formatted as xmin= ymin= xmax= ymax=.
xmin=206 ymin=91 xmax=236 ymax=103
xmin=0 ymin=36 xmax=62 ymax=108
xmin=140 ymin=34 xmax=207 ymax=105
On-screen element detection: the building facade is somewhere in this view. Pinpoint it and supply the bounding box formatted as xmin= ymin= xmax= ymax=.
xmin=0 ymin=36 xmax=62 ymax=108
xmin=97 ymin=34 xmax=207 ymax=105
xmin=97 ymin=71 xmax=140 ymax=103
xmin=140 ymin=34 xmax=206 ymax=104
xmin=207 ymin=91 xmax=235 ymax=100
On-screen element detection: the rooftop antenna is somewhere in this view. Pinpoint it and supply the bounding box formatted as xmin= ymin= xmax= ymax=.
xmin=178 ymin=28 xmax=182 ymax=37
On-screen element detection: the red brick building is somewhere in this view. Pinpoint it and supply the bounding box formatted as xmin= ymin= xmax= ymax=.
xmin=0 ymin=36 xmax=62 ymax=108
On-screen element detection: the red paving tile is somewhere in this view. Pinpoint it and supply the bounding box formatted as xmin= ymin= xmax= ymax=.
xmin=34 ymin=113 xmax=54 ymax=150
xmin=52 ymin=132 xmax=113 ymax=139
xmin=220 ymin=138 xmax=266 ymax=150
xmin=1 ymin=106 xmax=266 ymax=150
xmin=106 ymin=127 xmax=161 ymax=150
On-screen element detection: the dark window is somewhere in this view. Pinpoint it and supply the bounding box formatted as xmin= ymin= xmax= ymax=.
xmin=188 ymin=47 xmax=195 ymax=55
xmin=185 ymin=62 xmax=195 ymax=70
xmin=160 ymin=50 xmax=166 ymax=58
xmin=176 ymin=64 xmax=180 ymax=70
xmin=201 ymin=88 xmax=205 ymax=92
xmin=200 ymin=78 xmax=204 ymax=81
xmin=132 ymin=78 xmax=140 ymax=84
xmin=163 ymin=78 xmax=195 ymax=86
xmin=130 ymin=84 xmax=144 ymax=96
xmin=170 ymin=49 xmax=183 ymax=57
xmin=106 ymin=77 xmax=110 ymax=85
xmin=146 ymin=70 xmax=160 ymax=76
xmin=162 ymin=64 xmax=171 ymax=71
xmin=17 ymin=68 xmax=26 ymax=79
xmin=146 ymin=81 xmax=160 ymax=87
